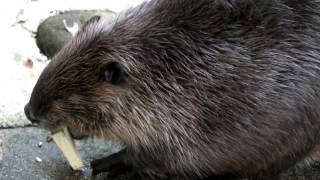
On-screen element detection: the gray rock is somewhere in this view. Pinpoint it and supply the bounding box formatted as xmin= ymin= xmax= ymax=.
xmin=36 ymin=10 xmax=115 ymax=58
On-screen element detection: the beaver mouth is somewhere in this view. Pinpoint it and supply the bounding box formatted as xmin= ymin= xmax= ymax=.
xmin=44 ymin=124 xmax=89 ymax=140
xmin=25 ymin=105 xmax=89 ymax=140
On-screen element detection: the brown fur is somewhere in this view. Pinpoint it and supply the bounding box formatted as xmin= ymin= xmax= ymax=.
xmin=25 ymin=0 xmax=320 ymax=179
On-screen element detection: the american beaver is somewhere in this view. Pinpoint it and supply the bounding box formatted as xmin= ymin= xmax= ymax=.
xmin=25 ymin=0 xmax=320 ymax=179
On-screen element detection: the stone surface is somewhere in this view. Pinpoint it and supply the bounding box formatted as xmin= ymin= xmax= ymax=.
xmin=0 ymin=127 xmax=123 ymax=180
xmin=36 ymin=10 xmax=115 ymax=58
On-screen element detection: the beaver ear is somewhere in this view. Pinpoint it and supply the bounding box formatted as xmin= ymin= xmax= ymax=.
xmin=103 ymin=62 xmax=124 ymax=84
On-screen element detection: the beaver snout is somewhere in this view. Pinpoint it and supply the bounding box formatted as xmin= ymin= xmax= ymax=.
xmin=24 ymin=103 xmax=39 ymax=124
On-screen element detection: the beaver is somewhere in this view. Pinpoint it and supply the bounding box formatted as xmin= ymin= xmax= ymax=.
xmin=24 ymin=0 xmax=320 ymax=179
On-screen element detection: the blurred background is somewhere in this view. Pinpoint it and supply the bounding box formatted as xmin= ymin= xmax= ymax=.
xmin=0 ymin=1 xmax=144 ymax=179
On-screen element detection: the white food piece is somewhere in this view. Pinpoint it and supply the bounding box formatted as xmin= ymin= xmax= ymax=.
xmin=35 ymin=156 xmax=42 ymax=162
xmin=51 ymin=127 xmax=84 ymax=170
xmin=38 ymin=141 xmax=43 ymax=148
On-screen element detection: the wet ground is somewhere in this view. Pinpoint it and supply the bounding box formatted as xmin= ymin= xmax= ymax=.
xmin=0 ymin=127 xmax=123 ymax=180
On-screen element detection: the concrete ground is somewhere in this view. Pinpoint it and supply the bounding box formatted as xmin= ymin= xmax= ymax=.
xmin=0 ymin=127 xmax=124 ymax=180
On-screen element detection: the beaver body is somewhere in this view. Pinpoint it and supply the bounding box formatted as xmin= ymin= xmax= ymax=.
xmin=25 ymin=0 xmax=320 ymax=179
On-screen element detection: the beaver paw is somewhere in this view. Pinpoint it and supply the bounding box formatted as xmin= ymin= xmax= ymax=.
xmin=91 ymin=150 xmax=131 ymax=178
xmin=91 ymin=149 xmax=168 ymax=179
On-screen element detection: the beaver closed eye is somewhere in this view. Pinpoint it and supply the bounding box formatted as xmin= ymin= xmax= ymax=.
xmin=25 ymin=0 xmax=320 ymax=179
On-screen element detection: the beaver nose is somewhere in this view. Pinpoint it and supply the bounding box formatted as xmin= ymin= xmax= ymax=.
xmin=24 ymin=103 xmax=39 ymax=124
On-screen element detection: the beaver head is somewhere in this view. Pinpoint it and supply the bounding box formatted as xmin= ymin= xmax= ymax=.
xmin=25 ymin=14 xmax=139 ymax=141
xmin=24 ymin=1 xmax=196 ymax=147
